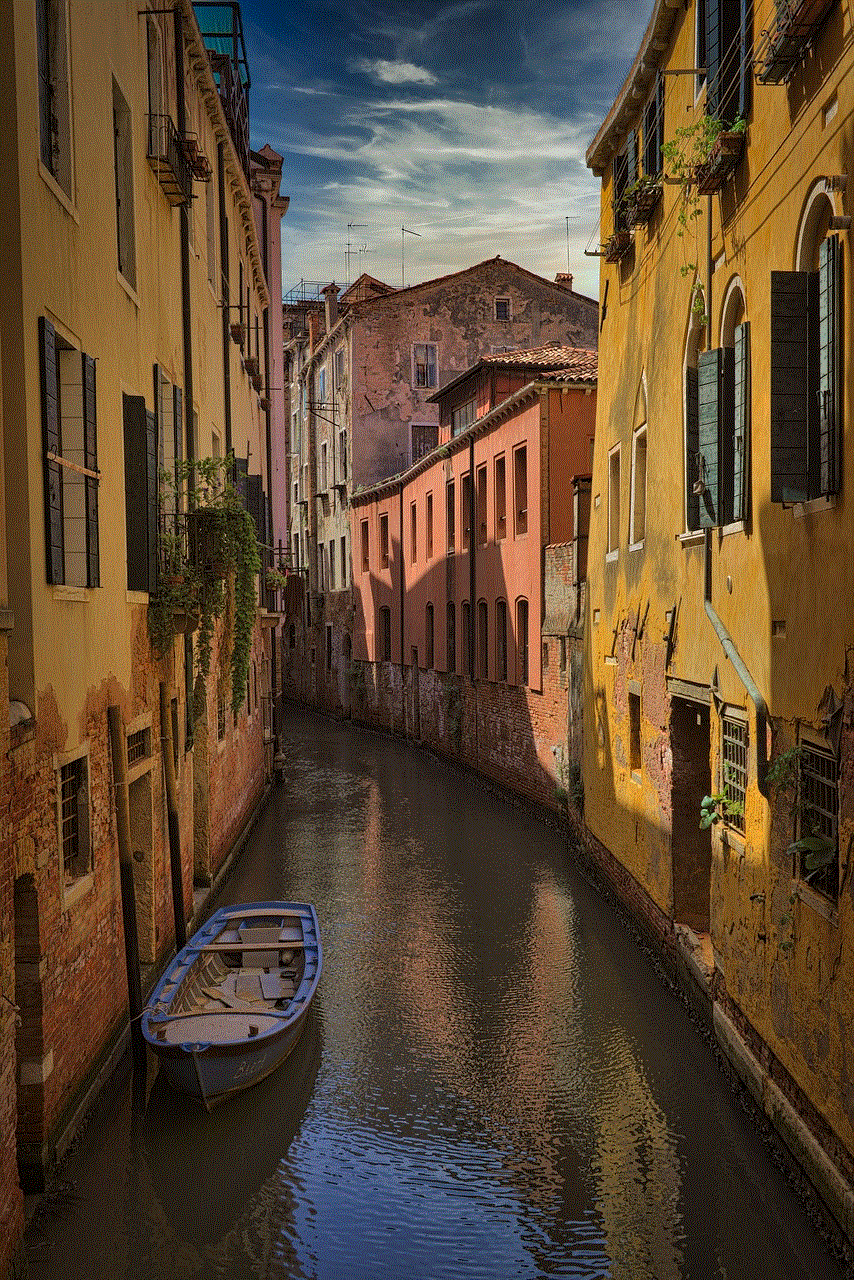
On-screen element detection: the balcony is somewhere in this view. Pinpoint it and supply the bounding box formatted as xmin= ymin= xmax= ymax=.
xmin=603 ymin=229 xmax=632 ymax=263
xmin=147 ymin=114 xmax=193 ymax=206
xmin=756 ymin=0 xmax=835 ymax=84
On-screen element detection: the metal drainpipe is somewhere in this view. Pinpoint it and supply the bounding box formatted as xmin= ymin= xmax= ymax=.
xmin=217 ymin=142 xmax=232 ymax=455
xmin=701 ymin=199 xmax=768 ymax=796
xmin=703 ymin=530 xmax=769 ymax=796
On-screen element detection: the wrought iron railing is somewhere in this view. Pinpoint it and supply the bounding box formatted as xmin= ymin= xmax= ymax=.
xmin=147 ymin=114 xmax=193 ymax=205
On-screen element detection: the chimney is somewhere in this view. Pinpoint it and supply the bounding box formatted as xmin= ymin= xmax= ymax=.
xmin=322 ymin=282 xmax=339 ymax=332
xmin=554 ymin=273 xmax=574 ymax=291
xmin=308 ymin=311 xmax=321 ymax=353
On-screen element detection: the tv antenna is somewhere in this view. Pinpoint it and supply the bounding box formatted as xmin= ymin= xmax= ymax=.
xmin=401 ymin=226 xmax=421 ymax=288
xmin=345 ymin=224 xmax=368 ymax=286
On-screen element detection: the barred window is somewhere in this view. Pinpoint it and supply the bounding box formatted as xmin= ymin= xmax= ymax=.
xmin=798 ymin=743 xmax=838 ymax=900
xmin=721 ymin=715 xmax=747 ymax=834
xmin=59 ymin=755 xmax=90 ymax=883
xmin=127 ymin=727 xmax=150 ymax=767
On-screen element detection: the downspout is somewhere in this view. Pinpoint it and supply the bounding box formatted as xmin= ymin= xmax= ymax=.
xmin=704 ymin=530 xmax=768 ymax=796
xmin=701 ymin=199 xmax=768 ymax=796
xmin=217 ymin=142 xmax=232 ymax=454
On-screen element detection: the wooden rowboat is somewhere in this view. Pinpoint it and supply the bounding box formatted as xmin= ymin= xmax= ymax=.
xmin=141 ymin=901 xmax=322 ymax=1109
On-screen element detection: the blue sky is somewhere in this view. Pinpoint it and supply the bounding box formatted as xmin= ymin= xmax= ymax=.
xmin=238 ymin=1 xmax=654 ymax=297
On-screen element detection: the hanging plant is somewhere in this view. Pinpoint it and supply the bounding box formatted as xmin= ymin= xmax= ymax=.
xmin=150 ymin=454 xmax=260 ymax=722
xmin=662 ymin=114 xmax=746 ymax=274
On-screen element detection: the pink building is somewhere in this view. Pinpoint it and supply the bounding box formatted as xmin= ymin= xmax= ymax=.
xmin=349 ymin=347 xmax=596 ymax=808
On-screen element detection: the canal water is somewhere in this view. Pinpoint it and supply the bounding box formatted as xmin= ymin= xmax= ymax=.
xmin=24 ymin=706 xmax=851 ymax=1279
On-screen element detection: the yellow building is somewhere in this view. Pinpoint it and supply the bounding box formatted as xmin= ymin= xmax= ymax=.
xmin=585 ymin=0 xmax=854 ymax=1239
xmin=0 ymin=0 xmax=283 ymax=1226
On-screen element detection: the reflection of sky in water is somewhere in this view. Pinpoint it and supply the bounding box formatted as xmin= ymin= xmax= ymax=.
xmin=24 ymin=710 xmax=848 ymax=1280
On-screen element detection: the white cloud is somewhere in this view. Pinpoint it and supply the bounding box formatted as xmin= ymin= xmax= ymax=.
xmin=352 ymin=58 xmax=438 ymax=86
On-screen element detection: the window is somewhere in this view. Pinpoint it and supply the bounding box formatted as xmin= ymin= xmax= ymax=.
xmin=795 ymin=741 xmax=838 ymax=900
xmin=426 ymin=604 xmax=434 ymax=669
xmin=446 ymin=480 xmax=456 ymax=552
xmin=339 ymin=429 xmax=348 ymax=482
xmin=413 ymin=344 xmax=437 ymax=388
xmin=703 ymin=0 xmax=752 ymax=124
xmin=607 ymin=445 xmax=620 ymax=556
xmin=612 ymin=133 xmax=637 ymax=234
xmin=113 ymin=79 xmax=136 ymax=288
xmin=478 ymin=599 xmax=488 ymax=679
xmin=379 ymin=606 xmax=391 ymax=661
xmin=40 ymin=319 xmax=100 ymax=588
xmin=695 ymin=0 xmax=707 ymax=95
xmin=771 ymin=230 xmax=842 ymax=504
xmin=514 ymin=446 xmax=528 ymax=537
xmin=447 ymin=601 xmax=456 ymax=672
xmin=319 ymin=441 xmax=328 ymax=491
xmin=630 ymin=426 xmax=647 ymax=547
xmin=156 ymin=364 xmax=181 ymax=523
xmin=334 ymin=346 xmax=345 ymax=387
xmin=293 ymin=532 xmax=300 ymax=570
xmin=340 ymin=536 xmax=347 ymax=587
xmin=316 ymin=366 xmax=326 ymax=404
xmin=452 ymin=399 xmax=476 ymax=437
xmin=37 ymin=0 xmax=72 ymax=195
xmin=461 ymin=600 xmax=471 ymax=676
xmin=461 ymin=473 xmax=472 ymax=550
xmin=426 ymin=492 xmax=433 ymax=559
xmin=496 ymin=600 xmax=508 ymax=681
xmin=293 ymin=478 xmax=299 ymax=510
xmin=516 ymin=599 xmax=529 ymax=685
xmin=379 ymin=512 xmax=389 ymax=568
xmin=721 ymin=713 xmax=747 ymax=835
xmin=643 ymin=75 xmax=664 ymax=178
xmin=410 ymin=502 xmax=417 ymax=564
xmin=317 ymin=544 xmax=325 ymax=592
xmin=495 ymin=456 xmax=506 ymax=539
xmin=361 ymin=519 xmax=369 ymax=572
xmin=328 ymin=540 xmax=335 ymax=590
xmin=477 ymin=465 xmax=487 ymax=544
xmin=326 ymin=625 xmax=332 ymax=672
xmin=494 ymin=297 xmax=511 ymax=321
xmin=696 ymin=314 xmax=750 ymax=527
xmin=205 ymin=170 xmax=217 ymax=291
xmin=412 ymin=423 xmax=438 ymax=462
xmin=629 ymin=692 xmax=642 ymax=774
xmin=58 ymin=753 xmax=90 ymax=885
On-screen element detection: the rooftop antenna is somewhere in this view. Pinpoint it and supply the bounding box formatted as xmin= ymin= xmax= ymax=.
xmin=401 ymin=226 xmax=421 ymax=288
xmin=345 ymin=223 xmax=368 ymax=287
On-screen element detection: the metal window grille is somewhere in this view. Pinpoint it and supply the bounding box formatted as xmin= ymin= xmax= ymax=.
xmin=721 ymin=716 xmax=747 ymax=833
xmin=798 ymin=744 xmax=838 ymax=899
xmin=127 ymin=728 xmax=150 ymax=766
xmin=60 ymin=757 xmax=87 ymax=881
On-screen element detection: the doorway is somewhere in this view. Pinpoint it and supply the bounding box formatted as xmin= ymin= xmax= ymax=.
xmin=670 ymin=697 xmax=711 ymax=933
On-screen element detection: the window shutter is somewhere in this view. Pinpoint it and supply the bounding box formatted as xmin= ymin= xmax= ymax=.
xmin=613 ymin=150 xmax=628 ymax=231
xmin=738 ymin=0 xmax=752 ymax=120
xmin=247 ymin=474 xmax=264 ymax=540
xmin=732 ymin=322 xmax=749 ymax=523
xmin=705 ymin=0 xmax=722 ymax=117
xmin=685 ymin=365 xmax=700 ymax=531
xmin=173 ymin=383 xmax=183 ymax=478
xmin=770 ymin=271 xmax=811 ymax=503
xmin=698 ymin=349 xmax=722 ymax=527
xmin=82 ymin=352 xmax=99 ymax=587
xmin=147 ymin=407 xmax=158 ymax=591
xmin=39 ymin=316 xmax=64 ymax=583
xmin=627 ymin=129 xmax=638 ymax=185
xmin=234 ymin=456 xmax=249 ymax=506
xmin=123 ymin=394 xmax=149 ymax=591
xmin=818 ymin=236 xmax=841 ymax=496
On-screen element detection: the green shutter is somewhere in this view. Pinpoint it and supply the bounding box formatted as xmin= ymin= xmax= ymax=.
xmin=39 ymin=316 xmax=64 ymax=583
xmin=686 ymin=365 xmax=700 ymax=531
xmin=698 ymin=348 xmax=721 ymax=527
xmin=738 ymin=0 xmax=752 ymax=120
xmin=818 ymin=236 xmax=841 ymax=496
xmin=705 ymin=0 xmax=722 ymax=117
xmin=173 ymin=383 xmax=183 ymax=479
xmin=147 ymin=407 xmax=159 ymax=591
xmin=123 ymin=394 xmax=149 ymax=591
xmin=732 ymin=322 xmax=749 ymax=523
xmin=82 ymin=352 xmax=99 ymax=587
xmin=770 ymin=271 xmax=811 ymax=503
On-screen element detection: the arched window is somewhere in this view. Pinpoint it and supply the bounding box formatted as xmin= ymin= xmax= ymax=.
xmin=477 ymin=599 xmax=488 ymax=679
xmin=771 ymin=186 xmax=842 ymax=503
xmin=516 ymin=598 xmax=529 ymax=686
xmin=496 ymin=599 xmax=508 ymax=682
xmin=684 ymin=293 xmax=705 ymax=533
xmin=446 ymin=600 xmax=456 ymax=672
xmin=692 ymin=278 xmax=751 ymax=529
xmin=461 ymin=600 xmax=471 ymax=677
xmin=425 ymin=603 xmax=434 ymax=669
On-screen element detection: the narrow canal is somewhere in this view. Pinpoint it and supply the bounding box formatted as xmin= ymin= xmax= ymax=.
xmin=25 ymin=707 xmax=851 ymax=1279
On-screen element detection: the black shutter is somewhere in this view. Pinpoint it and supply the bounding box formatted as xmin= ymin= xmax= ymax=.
xmin=770 ymin=272 xmax=811 ymax=503
xmin=686 ymin=365 xmax=700 ymax=531
xmin=627 ymin=130 xmax=638 ymax=186
xmin=147 ymin=407 xmax=159 ymax=591
xmin=698 ymin=348 xmax=722 ymax=527
xmin=738 ymin=0 xmax=752 ymax=120
xmin=732 ymin=322 xmax=750 ymax=523
xmin=818 ymin=236 xmax=841 ymax=496
xmin=82 ymin=352 xmax=99 ymax=587
xmin=123 ymin=394 xmax=149 ymax=591
xmin=235 ymin=455 xmax=249 ymax=506
xmin=173 ymin=383 xmax=183 ymax=478
xmin=719 ymin=346 xmax=735 ymax=525
xmin=613 ymin=150 xmax=628 ymax=232
xmin=705 ymin=0 xmax=722 ymax=117
xmin=247 ymin=474 xmax=264 ymax=540
xmin=39 ymin=316 xmax=64 ymax=583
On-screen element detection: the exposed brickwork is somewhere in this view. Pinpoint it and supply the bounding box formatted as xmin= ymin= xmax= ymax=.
xmin=0 ymin=631 xmax=23 ymax=1279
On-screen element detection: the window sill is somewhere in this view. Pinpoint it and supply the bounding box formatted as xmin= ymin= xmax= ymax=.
xmin=794 ymin=879 xmax=838 ymax=924
xmin=631 ymin=769 xmax=642 ymax=785
xmin=793 ymin=494 xmax=837 ymax=519
xmin=605 ymin=550 xmax=618 ymax=563
xmin=53 ymin=585 xmax=89 ymax=602
xmin=721 ymin=519 xmax=745 ymax=538
xmin=126 ymin=590 xmax=149 ymax=604
xmin=117 ymin=270 xmax=140 ymax=307
xmin=628 ymin=539 xmax=645 ymax=553
xmin=39 ymin=161 xmax=78 ymax=222
xmin=677 ymin=530 xmax=705 ymax=546
xmin=718 ymin=826 xmax=745 ymax=857
xmin=62 ymin=871 xmax=94 ymax=913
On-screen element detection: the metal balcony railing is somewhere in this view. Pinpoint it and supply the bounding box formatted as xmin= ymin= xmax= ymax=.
xmin=147 ymin=114 xmax=193 ymax=206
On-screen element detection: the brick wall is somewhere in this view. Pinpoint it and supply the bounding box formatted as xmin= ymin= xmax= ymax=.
xmin=0 ymin=631 xmax=23 ymax=1277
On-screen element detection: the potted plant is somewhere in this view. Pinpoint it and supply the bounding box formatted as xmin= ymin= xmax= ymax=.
xmin=230 ymin=321 xmax=246 ymax=346
xmin=265 ymin=567 xmax=289 ymax=593
xmin=758 ymin=0 xmax=835 ymax=83
xmin=244 ymin=356 xmax=259 ymax=378
xmin=603 ymin=229 xmax=632 ymax=262
xmin=621 ymin=174 xmax=663 ymax=226
xmin=251 ymin=373 xmax=263 ymax=392
xmin=149 ymin=454 xmax=261 ymax=719
xmin=662 ymin=114 xmax=746 ymax=271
